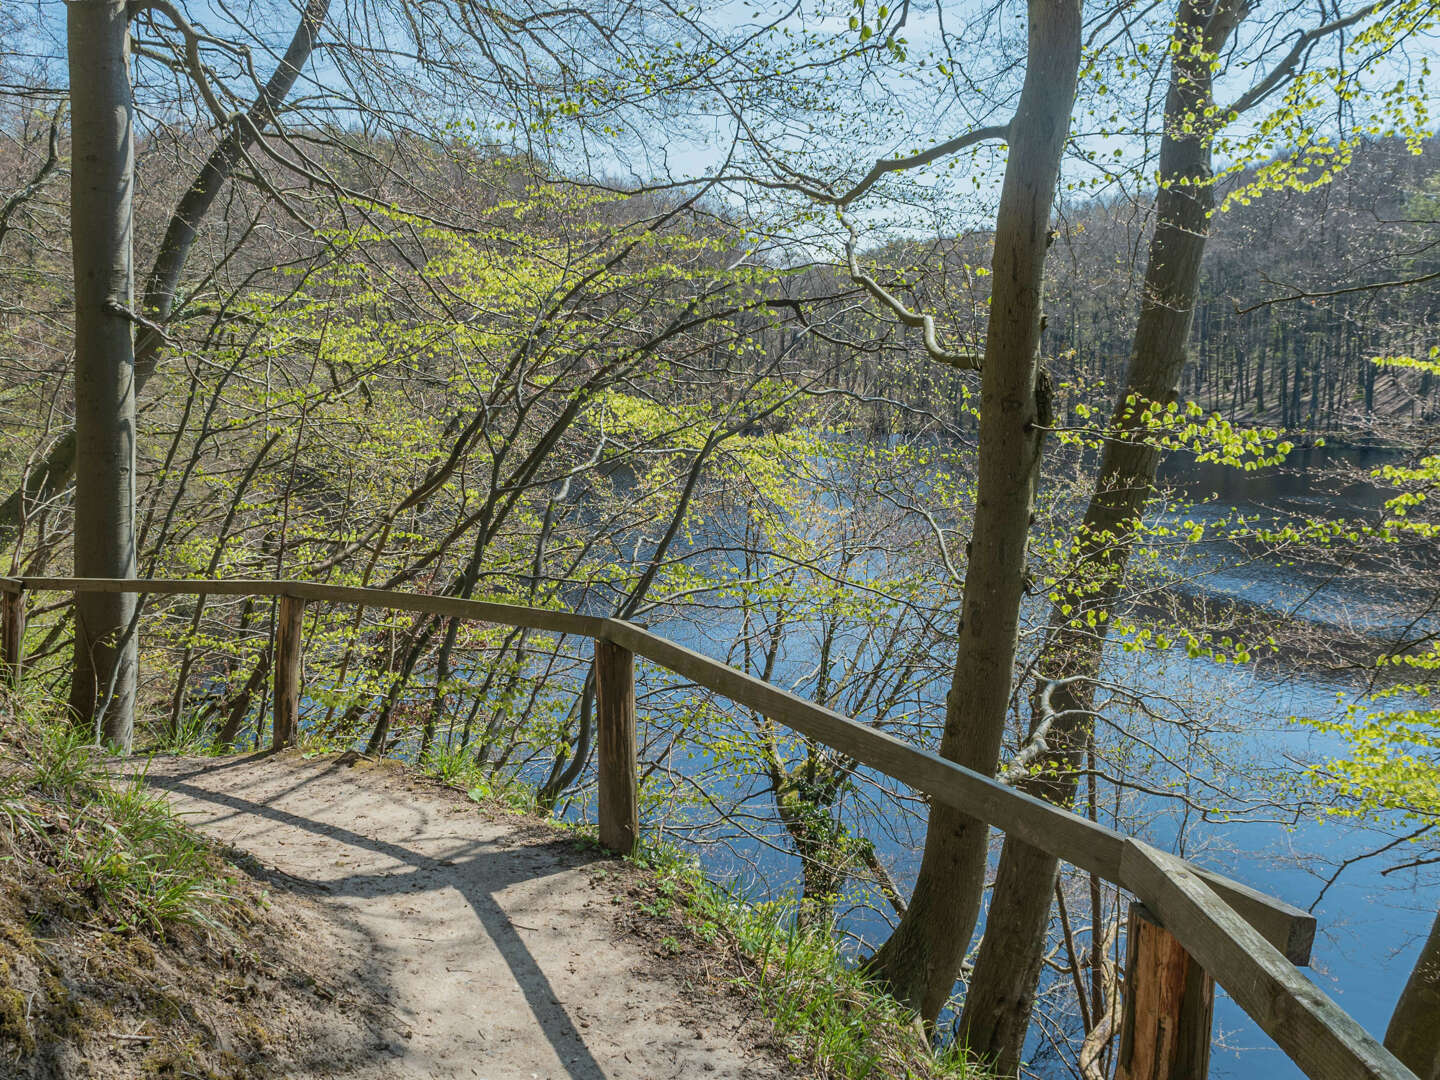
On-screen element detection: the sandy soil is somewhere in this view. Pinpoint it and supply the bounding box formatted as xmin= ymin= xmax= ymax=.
xmin=138 ymin=751 xmax=783 ymax=1080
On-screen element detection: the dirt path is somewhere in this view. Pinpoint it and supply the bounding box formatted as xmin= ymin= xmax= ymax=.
xmin=139 ymin=751 xmax=781 ymax=1080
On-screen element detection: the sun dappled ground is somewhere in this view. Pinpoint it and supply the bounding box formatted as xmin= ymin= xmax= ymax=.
xmin=0 ymin=699 xmax=965 ymax=1080
xmin=137 ymin=749 xmax=789 ymax=1080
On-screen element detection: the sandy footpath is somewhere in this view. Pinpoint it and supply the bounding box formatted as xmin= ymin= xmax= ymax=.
xmin=138 ymin=751 xmax=781 ymax=1080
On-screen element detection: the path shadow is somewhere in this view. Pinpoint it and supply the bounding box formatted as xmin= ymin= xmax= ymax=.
xmin=142 ymin=762 xmax=614 ymax=1080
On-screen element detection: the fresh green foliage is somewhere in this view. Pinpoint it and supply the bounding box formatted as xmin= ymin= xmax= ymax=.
xmin=1302 ymin=682 xmax=1440 ymax=825
xmin=1062 ymin=394 xmax=1297 ymax=469
xmin=1295 ymin=376 xmax=1439 ymax=831
xmin=419 ymin=741 xmax=540 ymax=814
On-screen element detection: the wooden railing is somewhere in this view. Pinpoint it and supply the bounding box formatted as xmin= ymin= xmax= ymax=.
xmin=0 ymin=575 xmax=1418 ymax=1080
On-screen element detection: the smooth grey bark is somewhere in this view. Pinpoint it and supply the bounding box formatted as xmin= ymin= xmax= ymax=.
xmin=1386 ymin=906 xmax=1440 ymax=1080
xmin=0 ymin=0 xmax=329 ymax=543
xmin=865 ymin=0 xmax=1082 ymax=1026
xmin=67 ymin=0 xmax=138 ymax=747
xmin=954 ymin=1 xmax=1247 ymax=1070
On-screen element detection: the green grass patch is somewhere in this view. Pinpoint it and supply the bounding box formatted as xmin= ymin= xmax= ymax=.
xmin=0 ymin=697 xmax=235 ymax=933
xmin=630 ymin=843 xmax=978 ymax=1080
xmin=418 ymin=740 xmax=543 ymax=814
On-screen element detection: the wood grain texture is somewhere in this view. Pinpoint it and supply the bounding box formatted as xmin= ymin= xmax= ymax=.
xmin=603 ymin=619 xmax=1313 ymax=961
xmin=272 ymin=595 xmax=305 ymax=750
xmin=595 ymin=640 xmax=638 ymax=855
xmin=1121 ymin=840 xmax=1419 ymax=1080
xmin=2 ymin=587 xmax=24 ymax=688
xmin=1117 ymin=902 xmax=1214 ymax=1080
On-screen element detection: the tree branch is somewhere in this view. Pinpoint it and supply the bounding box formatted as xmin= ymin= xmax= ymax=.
xmin=842 ymin=214 xmax=982 ymax=370
xmin=833 ymin=122 xmax=1010 ymax=207
xmin=1235 ymin=267 xmax=1440 ymax=313
xmin=0 ymin=101 xmax=64 ymax=251
xmin=1224 ymin=0 xmax=1400 ymax=117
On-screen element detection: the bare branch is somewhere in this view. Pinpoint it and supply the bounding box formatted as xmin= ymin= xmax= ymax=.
xmin=842 ymin=214 xmax=982 ymax=370
xmin=0 ymin=102 xmax=65 ymax=251
xmin=833 ymin=122 xmax=1010 ymax=207
xmin=1235 ymin=266 xmax=1440 ymax=313
xmin=128 ymin=0 xmax=237 ymax=128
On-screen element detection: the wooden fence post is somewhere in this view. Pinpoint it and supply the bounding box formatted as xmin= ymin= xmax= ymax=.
xmin=272 ymin=594 xmax=305 ymax=750
xmin=2 ymin=587 xmax=24 ymax=690
xmin=595 ymin=638 xmax=638 ymax=855
xmin=1117 ymin=901 xmax=1215 ymax=1080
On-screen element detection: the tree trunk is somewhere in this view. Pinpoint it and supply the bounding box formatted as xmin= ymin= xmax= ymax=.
xmin=67 ymin=0 xmax=138 ymax=749
xmin=1255 ymin=320 xmax=1267 ymax=414
xmin=215 ymin=644 xmax=271 ymax=749
xmin=864 ymin=0 xmax=1081 ymax=1026
xmin=1386 ymin=906 xmax=1440 ymax=1080
xmin=955 ymin=0 xmax=1245 ymax=1070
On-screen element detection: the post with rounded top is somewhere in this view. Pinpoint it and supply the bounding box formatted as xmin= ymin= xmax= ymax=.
xmin=595 ymin=638 xmax=638 ymax=855
xmin=272 ymin=594 xmax=305 ymax=750
xmin=1117 ymin=901 xmax=1215 ymax=1080
xmin=2 ymin=585 xmax=24 ymax=690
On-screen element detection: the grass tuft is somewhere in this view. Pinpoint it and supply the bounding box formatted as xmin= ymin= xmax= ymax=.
xmin=631 ymin=843 xmax=978 ymax=1080
xmin=0 ymin=699 xmax=234 ymax=934
xmin=419 ymin=741 xmax=541 ymax=814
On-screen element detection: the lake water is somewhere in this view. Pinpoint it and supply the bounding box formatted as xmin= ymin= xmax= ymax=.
xmin=631 ymin=441 xmax=1435 ymax=1080
xmin=1149 ymin=446 xmax=1434 ymax=1080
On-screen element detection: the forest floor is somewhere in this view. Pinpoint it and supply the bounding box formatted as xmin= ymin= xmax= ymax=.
xmin=136 ymin=750 xmax=787 ymax=1080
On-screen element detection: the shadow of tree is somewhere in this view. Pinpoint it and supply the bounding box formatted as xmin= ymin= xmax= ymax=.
xmin=142 ymin=756 xmax=612 ymax=1080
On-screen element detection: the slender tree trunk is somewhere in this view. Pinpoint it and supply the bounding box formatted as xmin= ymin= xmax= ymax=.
xmin=1255 ymin=316 xmax=1268 ymax=414
xmin=67 ymin=0 xmax=138 ymax=749
xmin=1386 ymin=906 xmax=1440 ymax=1080
xmin=215 ymin=644 xmax=271 ymax=749
xmin=864 ymin=0 xmax=1081 ymax=1026
xmin=954 ymin=1 xmax=1246 ymax=1070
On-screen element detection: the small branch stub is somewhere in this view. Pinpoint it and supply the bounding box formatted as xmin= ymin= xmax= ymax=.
xmin=595 ymin=639 xmax=638 ymax=855
xmin=272 ymin=594 xmax=305 ymax=750
xmin=1117 ymin=901 xmax=1215 ymax=1080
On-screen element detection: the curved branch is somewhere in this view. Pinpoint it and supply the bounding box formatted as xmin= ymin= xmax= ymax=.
xmin=732 ymin=122 xmax=1010 ymax=208
xmin=128 ymin=0 xmax=235 ymax=127
xmin=834 ymin=121 xmax=1010 ymax=207
xmin=135 ymin=0 xmax=330 ymax=383
xmin=1235 ymin=266 xmax=1440 ymax=313
xmin=1224 ymin=0 xmax=1399 ymax=117
xmin=998 ymin=676 xmax=1092 ymax=784
xmin=842 ymin=214 xmax=981 ymax=370
xmin=0 ymin=101 xmax=65 ymax=251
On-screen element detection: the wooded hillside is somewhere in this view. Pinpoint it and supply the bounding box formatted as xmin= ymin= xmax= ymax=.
xmin=1 ymin=2 xmax=1437 ymax=1078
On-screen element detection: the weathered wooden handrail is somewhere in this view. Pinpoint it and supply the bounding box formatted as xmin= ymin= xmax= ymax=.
xmin=0 ymin=574 xmax=1418 ymax=1080
xmin=6 ymin=576 xmax=606 ymax=637
xmin=603 ymin=618 xmax=1317 ymax=963
xmin=0 ymin=575 xmax=1313 ymax=955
